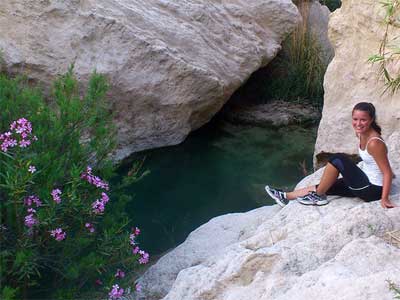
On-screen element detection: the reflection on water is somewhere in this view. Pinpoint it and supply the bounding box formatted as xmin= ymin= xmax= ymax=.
xmin=116 ymin=119 xmax=317 ymax=255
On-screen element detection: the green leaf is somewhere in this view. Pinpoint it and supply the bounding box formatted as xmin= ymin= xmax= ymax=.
xmin=1 ymin=286 xmax=20 ymax=300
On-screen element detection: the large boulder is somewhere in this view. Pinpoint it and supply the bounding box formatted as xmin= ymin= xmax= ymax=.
xmin=136 ymin=205 xmax=281 ymax=300
xmin=0 ymin=0 xmax=300 ymax=160
xmin=136 ymin=181 xmax=400 ymax=300
xmin=315 ymin=0 xmax=400 ymax=168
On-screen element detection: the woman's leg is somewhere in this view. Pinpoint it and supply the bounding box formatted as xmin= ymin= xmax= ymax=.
xmin=286 ymin=186 xmax=316 ymax=200
xmin=286 ymin=154 xmax=351 ymax=200
xmin=315 ymin=162 xmax=340 ymax=195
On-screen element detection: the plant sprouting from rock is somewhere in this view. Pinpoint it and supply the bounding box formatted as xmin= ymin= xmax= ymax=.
xmin=368 ymin=0 xmax=400 ymax=94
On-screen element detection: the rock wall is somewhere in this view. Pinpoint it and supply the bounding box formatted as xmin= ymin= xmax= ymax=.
xmin=315 ymin=0 xmax=400 ymax=169
xmin=0 ymin=0 xmax=300 ymax=160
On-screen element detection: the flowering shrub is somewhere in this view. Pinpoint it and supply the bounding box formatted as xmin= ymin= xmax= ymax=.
xmin=0 ymin=69 xmax=148 ymax=300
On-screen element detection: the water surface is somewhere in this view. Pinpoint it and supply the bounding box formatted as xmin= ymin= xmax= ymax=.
xmin=117 ymin=119 xmax=317 ymax=255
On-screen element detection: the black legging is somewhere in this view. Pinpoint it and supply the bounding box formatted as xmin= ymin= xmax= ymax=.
xmin=324 ymin=153 xmax=382 ymax=202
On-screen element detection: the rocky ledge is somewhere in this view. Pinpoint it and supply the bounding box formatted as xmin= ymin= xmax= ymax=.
xmin=136 ymin=169 xmax=400 ymax=300
xmin=222 ymin=100 xmax=321 ymax=127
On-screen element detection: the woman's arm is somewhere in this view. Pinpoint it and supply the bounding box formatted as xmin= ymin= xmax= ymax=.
xmin=368 ymin=139 xmax=394 ymax=208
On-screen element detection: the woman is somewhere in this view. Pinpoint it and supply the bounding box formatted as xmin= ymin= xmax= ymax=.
xmin=265 ymin=102 xmax=395 ymax=209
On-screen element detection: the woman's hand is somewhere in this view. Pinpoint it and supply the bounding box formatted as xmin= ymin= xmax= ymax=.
xmin=381 ymin=198 xmax=395 ymax=208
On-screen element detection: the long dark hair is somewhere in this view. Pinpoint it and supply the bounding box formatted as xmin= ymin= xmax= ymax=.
xmin=352 ymin=102 xmax=382 ymax=135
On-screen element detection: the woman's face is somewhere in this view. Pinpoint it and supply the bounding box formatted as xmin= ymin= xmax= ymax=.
xmin=352 ymin=109 xmax=373 ymax=135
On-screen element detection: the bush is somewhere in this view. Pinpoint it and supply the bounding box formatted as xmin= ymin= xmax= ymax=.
xmin=0 ymin=68 xmax=148 ymax=299
xmin=263 ymin=1 xmax=326 ymax=109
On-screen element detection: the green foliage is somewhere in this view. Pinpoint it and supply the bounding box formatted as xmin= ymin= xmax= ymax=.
xmin=261 ymin=2 xmax=326 ymax=110
xmin=319 ymin=0 xmax=342 ymax=11
xmin=388 ymin=280 xmax=400 ymax=299
xmin=1 ymin=286 xmax=19 ymax=300
xmin=0 ymin=69 xmax=146 ymax=299
xmin=230 ymin=1 xmax=327 ymax=110
xmin=368 ymin=0 xmax=400 ymax=94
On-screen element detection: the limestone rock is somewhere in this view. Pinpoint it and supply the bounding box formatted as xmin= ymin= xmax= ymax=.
xmin=137 ymin=191 xmax=400 ymax=300
xmin=222 ymin=100 xmax=321 ymax=127
xmin=315 ymin=0 xmax=400 ymax=166
xmin=0 ymin=0 xmax=300 ymax=160
xmin=136 ymin=205 xmax=280 ymax=300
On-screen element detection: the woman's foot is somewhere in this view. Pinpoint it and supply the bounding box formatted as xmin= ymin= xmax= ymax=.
xmin=296 ymin=191 xmax=329 ymax=206
xmin=265 ymin=185 xmax=289 ymax=207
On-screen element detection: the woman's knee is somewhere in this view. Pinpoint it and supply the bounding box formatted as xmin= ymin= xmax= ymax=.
xmin=328 ymin=153 xmax=347 ymax=172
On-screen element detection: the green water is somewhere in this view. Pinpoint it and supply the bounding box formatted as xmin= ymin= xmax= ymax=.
xmin=117 ymin=119 xmax=317 ymax=255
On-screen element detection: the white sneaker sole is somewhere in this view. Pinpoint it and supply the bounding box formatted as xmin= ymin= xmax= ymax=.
xmin=296 ymin=198 xmax=329 ymax=206
xmin=265 ymin=185 xmax=287 ymax=207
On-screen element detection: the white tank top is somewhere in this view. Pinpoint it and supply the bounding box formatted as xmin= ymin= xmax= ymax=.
xmin=358 ymin=137 xmax=385 ymax=186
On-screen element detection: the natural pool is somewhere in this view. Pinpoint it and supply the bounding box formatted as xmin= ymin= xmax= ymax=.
xmin=116 ymin=118 xmax=317 ymax=255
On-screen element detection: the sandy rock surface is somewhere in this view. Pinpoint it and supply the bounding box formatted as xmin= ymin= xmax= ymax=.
xmin=0 ymin=0 xmax=300 ymax=160
xmin=136 ymin=205 xmax=281 ymax=300
xmin=136 ymin=179 xmax=400 ymax=300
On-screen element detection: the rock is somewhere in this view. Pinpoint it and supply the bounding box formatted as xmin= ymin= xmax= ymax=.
xmin=0 ymin=0 xmax=300 ymax=160
xmin=315 ymin=0 xmax=400 ymax=167
xmin=137 ymin=189 xmax=400 ymax=300
xmin=222 ymin=100 xmax=321 ymax=127
xmin=305 ymin=1 xmax=334 ymax=66
xmin=136 ymin=151 xmax=400 ymax=300
xmin=136 ymin=205 xmax=281 ymax=300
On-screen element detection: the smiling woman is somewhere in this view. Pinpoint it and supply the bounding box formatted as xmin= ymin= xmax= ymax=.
xmin=265 ymin=102 xmax=395 ymax=209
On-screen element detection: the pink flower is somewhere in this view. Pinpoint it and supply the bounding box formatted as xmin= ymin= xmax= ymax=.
xmin=28 ymin=165 xmax=36 ymax=173
xmin=129 ymin=233 xmax=136 ymax=246
xmin=135 ymin=283 xmax=141 ymax=292
xmin=132 ymin=246 xmax=140 ymax=254
xmin=1 ymin=118 xmax=36 ymax=152
xmin=101 ymin=192 xmax=109 ymax=203
xmin=80 ymin=166 xmax=109 ymax=190
xmin=0 ymin=131 xmax=17 ymax=152
xmin=85 ymin=222 xmax=95 ymax=233
xmin=138 ymin=251 xmax=149 ymax=264
xmin=27 ymin=208 xmax=36 ymax=214
xmin=92 ymin=199 xmax=105 ymax=214
xmin=51 ymin=189 xmax=62 ymax=204
xmin=114 ymin=269 xmax=125 ymax=279
xmin=109 ymin=284 xmax=124 ymax=300
xmin=129 ymin=227 xmax=141 ymax=245
xmin=24 ymin=195 xmax=42 ymax=207
xmin=133 ymin=227 xmax=141 ymax=236
xmin=19 ymin=139 xmax=31 ymax=148
xmin=24 ymin=214 xmax=38 ymax=228
xmin=50 ymin=228 xmax=66 ymax=241
xmin=95 ymin=279 xmax=103 ymax=285
xmin=91 ymin=192 xmax=110 ymax=215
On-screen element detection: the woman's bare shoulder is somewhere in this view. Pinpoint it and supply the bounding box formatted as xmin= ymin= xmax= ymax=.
xmin=367 ymin=137 xmax=387 ymax=154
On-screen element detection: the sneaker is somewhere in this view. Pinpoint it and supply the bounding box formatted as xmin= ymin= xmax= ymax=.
xmin=296 ymin=191 xmax=329 ymax=206
xmin=265 ymin=185 xmax=289 ymax=207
